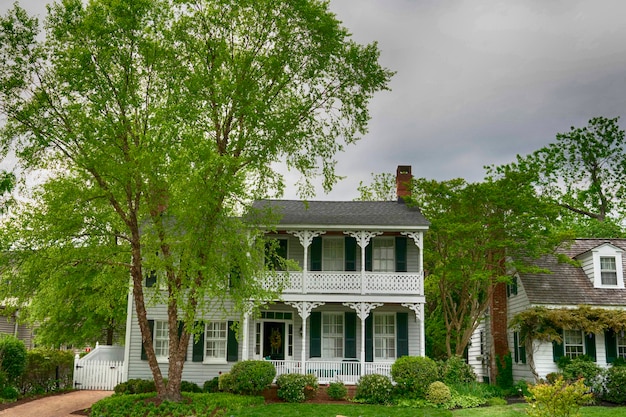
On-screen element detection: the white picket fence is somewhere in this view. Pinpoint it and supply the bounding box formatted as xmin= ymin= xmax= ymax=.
xmin=73 ymin=354 xmax=125 ymax=390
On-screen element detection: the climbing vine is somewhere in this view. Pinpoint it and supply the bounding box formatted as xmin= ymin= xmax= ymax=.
xmin=509 ymin=306 xmax=626 ymax=380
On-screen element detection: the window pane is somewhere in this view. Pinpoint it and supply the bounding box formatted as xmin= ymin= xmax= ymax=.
xmin=154 ymin=321 xmax=169 ymax=359
xmin=618 ymin=333 xmax=626 ymax=359
xmin=322 ymin=313 xmax=343 ymax=358
xmin=374 ymin=314 xmax=395 ymax=360
xmin=205 ymin=321 xmax=227 ymax=360
xmin=323 ymin=238 xmax=344 ymax=271
xmin=564 ymin=329 xmax=584 ymax=359
xmin=373 ymin=238 xmax=394 ymax=272
xmin=601 ymin=256 xmax=618 ymax=285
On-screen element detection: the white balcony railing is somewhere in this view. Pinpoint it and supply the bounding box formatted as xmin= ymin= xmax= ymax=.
xmin=266 ymin=359 xmax=393 ymax=385
xmin=263 ymin=271 xmax=423 ymax=296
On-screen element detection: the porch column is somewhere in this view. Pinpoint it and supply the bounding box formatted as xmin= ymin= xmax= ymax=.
xmin=285 ymin=301 xmax=325 ymax=373
xmin=344 ymin=231 xmax=382 ymax=294
xmin=241 ymin=301 xmax=255 ymax=360
xmin=288 ymin=230 xmax=325 ymax=294
xmin=343 ymin=302 xmax=382 ymax=365
xmin=402 ymin=303 xmax=425 ymax=357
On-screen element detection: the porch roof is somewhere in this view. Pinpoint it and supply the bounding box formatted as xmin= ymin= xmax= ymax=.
xmin=251 ymin=200 xmax=430 ymax=230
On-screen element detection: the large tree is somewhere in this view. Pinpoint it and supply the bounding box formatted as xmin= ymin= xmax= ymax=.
xmin=0 ymin=0 xmax=392 ymax=400
xmin=494 ymin=116 xmax=626 ymax=236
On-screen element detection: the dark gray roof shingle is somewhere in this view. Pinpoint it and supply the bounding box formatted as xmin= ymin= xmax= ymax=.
xmin=251 ymin=200 xmax=430 ymax=229
xmin=521 ymin=239 xmax=626 ymax=307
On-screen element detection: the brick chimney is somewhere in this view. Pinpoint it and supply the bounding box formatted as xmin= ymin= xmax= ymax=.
xmin=396 ymin=165 xmax=412 ymax=203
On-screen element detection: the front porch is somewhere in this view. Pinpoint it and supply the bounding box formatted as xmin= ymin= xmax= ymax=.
xmin=267 ymin=359 xmax=392 ymax=385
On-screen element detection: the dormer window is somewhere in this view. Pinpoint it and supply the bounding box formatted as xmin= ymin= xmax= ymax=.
xmin=601 ymin=256 xmax=618 ymax=285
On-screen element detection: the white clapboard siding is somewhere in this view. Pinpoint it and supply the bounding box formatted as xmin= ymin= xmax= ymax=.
xmin=73 ymin=355 xmax=125 ymax=390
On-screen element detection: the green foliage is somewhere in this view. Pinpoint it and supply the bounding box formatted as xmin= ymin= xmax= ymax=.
xmin=275 ymin=373 xmax=318 ymax=403
xmin=495 ymin=353 xmax=514 ymax=391
xmin=356 ymin=172 xmax=397 ymax=201
xmin=326 ymin=381 xmax=348 ymax=400
xmin=426 ymin=381 xmax=452 ymax=405
xmin=355 ymin=373 xmax=394 ymax=405
xmin=525 ymin=376 xmax=593 ymax=417
xmin=218 ymin=372 xmax=233 ymax=392
xmin=603 ymin=365 xmax=626 ymax=404
xmin=16 ymin=349 xmax=73 ymax=395
xmin=203 ymin=377 xmax=219 ymax=393
xmin=226 ymin=360 xmax=276 ymax=395
xmin=514 ymin=380 xmax=531 ymax=398
xmin=0 ymin=385 xmax=18 ymax=400
xmin=0 ymin=335 xmax=26 ymax=384
xmin=439 ymin=355 xmax=476 ymax=384
xmin=91 ymin=392 xmax=265 ymax=417
xmin=114 ymin=379 xmax=157 ymax=395
xmin=391 ymin=355 xmax=439 ymax=398
xmin=559 ymin=356 xmax=604 ymax=391
xmin=180 ymin=380 xmax=202 ymax=393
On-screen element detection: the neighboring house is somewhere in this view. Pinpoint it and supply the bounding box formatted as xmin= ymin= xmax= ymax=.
xmin=468 ymin=238 xmax=626 ymax=383
xmin=0 ymin=307 xmax=35 ymax=349
xmin=123 ymin=166 xmax=430 ymax=385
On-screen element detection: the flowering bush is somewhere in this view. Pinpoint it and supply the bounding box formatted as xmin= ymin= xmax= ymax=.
xmin=276 ymin=373 xmax=318 ymax=403
xmin=355 ymin=374 xmax=393 ymax=404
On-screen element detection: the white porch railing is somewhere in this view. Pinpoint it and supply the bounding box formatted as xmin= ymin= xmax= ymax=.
xmin=263 ymin=271 xmax=423 ymax=296
xmin=266 ymin=360 xmax=393 ymax=385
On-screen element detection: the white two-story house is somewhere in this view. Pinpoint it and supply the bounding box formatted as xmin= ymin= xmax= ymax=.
xmin=123 ymin=166 xmax=430 ymax=385
xmin=468 ymin=238 xmax=626 ymax=383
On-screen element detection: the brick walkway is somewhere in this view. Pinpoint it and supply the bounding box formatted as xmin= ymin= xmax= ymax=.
xmin=0 ymin=390 xmax=112 ymax=417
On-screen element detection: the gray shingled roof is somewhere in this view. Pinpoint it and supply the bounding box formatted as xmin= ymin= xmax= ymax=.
xmin=251 ymin=200 xmax=430 ymax=229
xmin=521 ymin=239 xmax=626 ymax=307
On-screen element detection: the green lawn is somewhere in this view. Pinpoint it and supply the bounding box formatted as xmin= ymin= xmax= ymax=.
xmin=451 ymin=404 xmax=626 ymax=417
xmin=228 ymin=403 xmax=451 ymax=417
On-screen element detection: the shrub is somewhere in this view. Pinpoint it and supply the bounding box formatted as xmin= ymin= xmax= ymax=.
xmin=16 ymin=348 xmax=73 ymax=395
xmin=391 ymin=355 xmax=439 ymax=398
xmin=439 ymin=355 xmax=476 ymax=385
xmin=326 ymin=381 xmax=348 ymax=400
xmin=276 ymin=373 xmax=318 ymax=403
xmin=355 ymin=373 xmax=393 ymax=404
xmin=227 ymin=360 xmax=276 ymax=395
xmin=513 ymin=379 xmax=530 ymax=397
xmin=218 ymin=372 xmax=233 ymax=392
xmin=495 ymin=353 xmax=513 ymax=391
xmin=525 ymin=376 xmax=593 ymax=417
xmin=426 ymin=381 xmax=451 ymax=405
xmin=114 ymin=379 xmax=156 ymax=395
xmin=0 ymin=385 xmax=18 ymax=400
xmin=560 ymin=356 xmax=604 ymax=392
xmin=203 ymin=377 xmax=219 ymax=393
xmin=604 ymin=365 xmax=626 ymax=404
xmin=180 ymin=380 xmax=202 ymax=393
xmin=0 ymin=335 xmax=27 ymax=384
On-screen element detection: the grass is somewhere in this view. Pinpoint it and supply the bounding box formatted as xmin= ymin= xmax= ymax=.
xmin=228 ymin=403 xmax=451 ymax=417
xmin=451 ymin=403 xmax=626 ymax=417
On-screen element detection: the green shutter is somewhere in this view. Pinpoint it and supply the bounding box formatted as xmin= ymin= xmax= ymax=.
xmin=606 ymin=329 xmax=618 ymax=364
xmin=345 ymin=312 xmax=357 ymax=358
xmin=513 ymin=332 xmax=519 ymax=363
xmin=552 ymin=330 xmax=564 ymax=363
xmin=520 ymin=337 xmax=527 ymax=364
xmin=227 ymin=321 xmax=239 ymax=362
xmin=310 ymin=312 xmax=321 ymax=358
xmin=192 ymin=322 xmax=205 ymax=362
xmin=365 ymin=242 xmax=372 ymax=272
xmin=310 ymin=237 xmax=322 ymax=271
xmin=585 ymin=332 xmax=597 ymax=362
xmin=141 ymin=320 xmax=155 ymax=360
xmin=345 ymin=236 xmax=357 ymax=272
xmin=145 ymin=271 xmax=157 ymax=288
xmin=396 ymin=312 xmax=409 ymax=358
xmin=365 ymin=315 xmax=373 ymax=362
xmin=395 ymin=237 xmax=407 ymax=272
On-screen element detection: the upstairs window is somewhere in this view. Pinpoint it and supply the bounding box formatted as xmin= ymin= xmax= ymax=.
xmin=323 ymin=238 xmax=344 ymax=271
xmin=601 ymin=256 xmax=618 ymax=285
xmin=373 ymin=238 xmax=395 ymax=272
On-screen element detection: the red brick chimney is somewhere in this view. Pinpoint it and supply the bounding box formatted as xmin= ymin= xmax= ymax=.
xmin=396 ymin=165 xmax=412 ymax=203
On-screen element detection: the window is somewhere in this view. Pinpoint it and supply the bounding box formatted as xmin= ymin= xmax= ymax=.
xmin=373 ymin=238 xmax=394 ymax=272
xmin=153 ymin=320 xmax=169 ymax=361
xmin=513 ymin=331 xmax=526 ymax=364
xmin=205 ymin=321 xmax=228 ymax=362
xmin=322 ymin=313 xmax=343 ymax=358
xmin=323 ymin=238 xmax=344 ymax=271
xmin=374 ymin=313 xmax=395 ymax=360
xmin=507 ymin=275 xmax=518 ymax=297
xmin=563 ymin=329 xmax=584 ymax=359
xmin=601 ymin=256 xmax=618 ymax=285
xmin=618 ymin=332 xmax=626 ymax=360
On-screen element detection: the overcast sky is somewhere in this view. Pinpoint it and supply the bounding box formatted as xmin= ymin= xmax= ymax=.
xmin=2 ymin=0 xmax=626 ymax=200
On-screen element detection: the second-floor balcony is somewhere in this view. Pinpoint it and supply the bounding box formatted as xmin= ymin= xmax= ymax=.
xmin=263 ymin=270 xmax=424 ymax=296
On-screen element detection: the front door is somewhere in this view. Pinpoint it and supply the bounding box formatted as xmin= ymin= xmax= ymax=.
xmin=263 ymin=322 xmax=285 ymax=360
